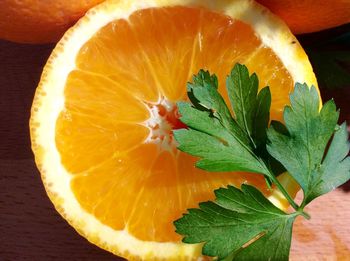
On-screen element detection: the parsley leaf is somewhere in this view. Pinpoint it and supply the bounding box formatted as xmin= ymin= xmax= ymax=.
xmin=175 ymin=65 xmax=272 ymax=175
xmin=306 ymin=123 xmax=350 ymax=203
xmin=175 ymin=103 xmax=264 ymax=173
xmin=174 ymin=184 xmax=297 ymax=261
xmin=186 ymin=68 xmax=251 ymax=147
xmin=174 ymin=64 xmax=350 ymax=261
xmin=266 ymin=83 xmax=350 ymax=204
xmin=226 ymin=64 xmax=271 ymax=149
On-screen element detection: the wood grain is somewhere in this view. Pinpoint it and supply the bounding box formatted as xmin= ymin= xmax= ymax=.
xmin=290 ymin=190 xmax=350 ymax=260
xmin=0 ymin=38 xmax=349 ymax=261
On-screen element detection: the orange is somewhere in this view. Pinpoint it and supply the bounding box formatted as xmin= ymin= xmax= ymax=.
xmin=257 ymin=0 xmax=350 ymax=34
xmin=0 ymin=0 xmax=104 ymax=44
xmin=30 ymin=0 xmax=317 ymax=259
xmin=3 ymin=0 xmax=349 ymax=44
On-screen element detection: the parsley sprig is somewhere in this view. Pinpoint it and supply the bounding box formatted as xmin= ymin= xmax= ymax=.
xmin=173 ymin=64 xmax=350 ymax=260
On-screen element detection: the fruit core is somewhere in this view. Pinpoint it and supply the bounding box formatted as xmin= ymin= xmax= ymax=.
xmin=145 ymin=98 xmax=186 ymax=152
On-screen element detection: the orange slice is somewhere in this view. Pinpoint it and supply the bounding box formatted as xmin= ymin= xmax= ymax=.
xmin=30 ymin=0 xmax=317 ymax=260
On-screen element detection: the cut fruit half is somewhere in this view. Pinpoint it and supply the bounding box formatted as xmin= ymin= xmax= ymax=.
xmin=30 ymin=0 xmax=318 ymax=260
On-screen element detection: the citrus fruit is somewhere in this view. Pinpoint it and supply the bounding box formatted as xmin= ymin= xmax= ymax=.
xmin=257 ymin=0 xmax=350 ymax=34
xmin=30 ymin=0 xmax=317 ymax=259
xmin=0 ymin=0 xmax=104 ymax=44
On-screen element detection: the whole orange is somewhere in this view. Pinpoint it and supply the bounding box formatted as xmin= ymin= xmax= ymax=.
xmin=257 ymin=0 xmax=350 ymax=34
xmin=0 ymin=0 xmax=104 ymax=44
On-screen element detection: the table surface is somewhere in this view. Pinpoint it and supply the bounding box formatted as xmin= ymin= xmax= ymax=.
xmin=0 ymin=39 xmax=349 ymax=261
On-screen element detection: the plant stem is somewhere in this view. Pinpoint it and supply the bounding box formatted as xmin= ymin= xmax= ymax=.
xmin=266 ymin=170 xmax=311 ymax=219
xmin=268 ymin=173 xmax=300 ymax=211
xmin=298 ymin=209 xmax=311 ymax=220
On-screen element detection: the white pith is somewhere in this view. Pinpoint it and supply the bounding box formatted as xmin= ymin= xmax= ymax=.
xmin=29 ymin=0 xmax=318 ymax=260
xmin=144 ymin=98 xmax=178 ymax=153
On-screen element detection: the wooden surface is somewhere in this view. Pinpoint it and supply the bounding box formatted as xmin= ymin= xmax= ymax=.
xmin=0 ymin=38 xmax=349 ymax=260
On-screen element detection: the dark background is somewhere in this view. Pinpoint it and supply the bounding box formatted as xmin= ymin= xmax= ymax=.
xmin=0 ymin=25 xmax=349 ymax=260
xmin=0 ymin=41 xmax=120 ymax=260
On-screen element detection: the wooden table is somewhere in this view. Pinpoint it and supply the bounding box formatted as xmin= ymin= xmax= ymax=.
xmin=0 ymin=39 xmax=349 ymax=260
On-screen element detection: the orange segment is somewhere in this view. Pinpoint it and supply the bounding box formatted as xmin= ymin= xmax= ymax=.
xmin=64 ymin=70 xmax=150 ymax=122
xmin=56 ymin=109 xmax=150 ymax=173
xmin=76 ymin=19 xmax=161 ymax=102
xmin=71 ymin=143 xmax=159 ymax=229
xmin=30 ymin=0 xmax=318 ymax=259
xmin=128 ymin=7 xmax=202 ymax=101
xmin=243 ymin=46 xmax=294 ymax=121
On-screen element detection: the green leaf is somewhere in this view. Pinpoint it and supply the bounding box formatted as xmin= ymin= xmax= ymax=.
xmin=174 ymin=66 xmax=272 ymax=175
xmin=306 ymin=123 xmax=350 ymax=203
xmin=174 ymin=185 xmax=297 ymax=261
xmin=175 ymin=128 xmax=265 ymax=173
xmin=226 ymin=64 xmax=271 ymax=149
xmin=267 ymin=83 xmax=350 ymax=204
xmin=252 ymin=86 xmax=271 ymax=148
xmin=174 ymin=103 xmax=266 ymax=173
xmin=186 ymin=69 xmax=250 ymax=146
xmin=174 ymin=63 xmax=350 ymax=260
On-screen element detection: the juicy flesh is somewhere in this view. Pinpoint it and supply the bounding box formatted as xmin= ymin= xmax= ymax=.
xmin=56 ymin=6 xmax=293 ymax=242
